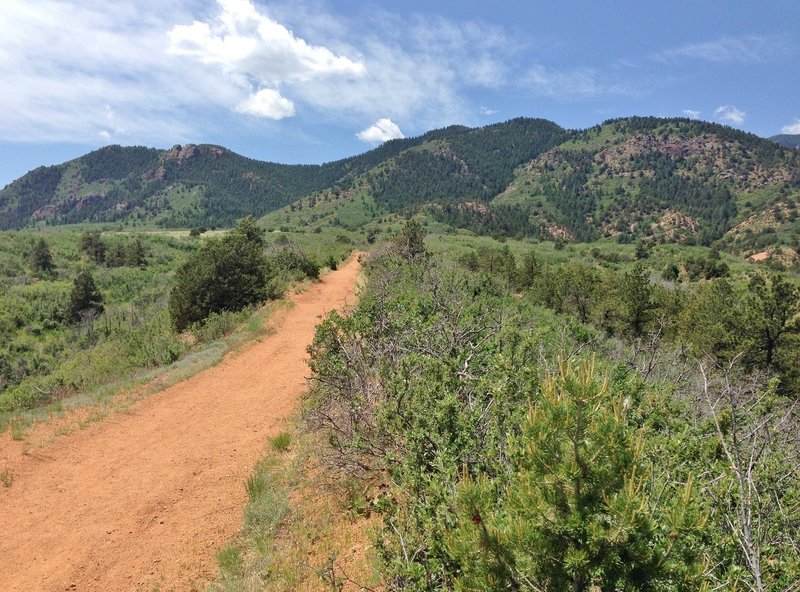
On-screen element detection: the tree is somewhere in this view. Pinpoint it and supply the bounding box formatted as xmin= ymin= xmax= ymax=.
xmin=80 ymin=231 xmax=106 ymax=264
xmin=124 ymin=238 xmax=147 ymax=267
xmin=742 ymin=274 xmax=799 ymax=370
xmin=394 ymin=219 xmax=428 ymax=259
xmin=168 ymin=218 xmax=269 ymax=331
xmin=68 ymin=269 xmax=104 ymax=323
xmin=30 ymin=237 xmax=54 ymax=275
xmin=562 ymin=261 xmax=599 ymax=323
xmin=618 ymin=262 xmax=657 ymax=337
xmin=447 ymin=359 xmax=710 ymax=591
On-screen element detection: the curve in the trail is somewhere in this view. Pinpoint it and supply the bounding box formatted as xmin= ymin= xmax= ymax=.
xmin=0 ymin=254 xmax=361 ymax=592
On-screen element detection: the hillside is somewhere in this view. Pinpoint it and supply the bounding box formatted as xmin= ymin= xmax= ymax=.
xmin=0 ymin=118 xmax=566 ymax=230
xmin=0 ymin=143 xmax=404 ymax=230
xmin=4 ymin=116 xmax=800 ymax=263
xmin=771 ymin=134 xmax=800 ymax=150
xmin=265 ymin=117 xmax=800 ymax=263
xmin=488 ymin=117 xmax=800 ymax=249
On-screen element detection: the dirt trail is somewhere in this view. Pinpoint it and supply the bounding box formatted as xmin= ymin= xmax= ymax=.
xmin=0 ymin=255 xmax=361 ymax=592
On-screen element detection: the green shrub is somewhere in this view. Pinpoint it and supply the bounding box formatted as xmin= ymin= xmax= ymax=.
xmin=191 ymin=309 xmax=248 ymax=344
xmin=169 ymin=218 xmax=270 ymax=331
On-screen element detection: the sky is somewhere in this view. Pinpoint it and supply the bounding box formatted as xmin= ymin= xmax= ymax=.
xmin=0 ymin=0 xmax=798 ymax=188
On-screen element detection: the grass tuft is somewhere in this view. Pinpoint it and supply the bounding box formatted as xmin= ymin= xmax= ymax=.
xmin=269 ymin=431 xmax=292 ymax=452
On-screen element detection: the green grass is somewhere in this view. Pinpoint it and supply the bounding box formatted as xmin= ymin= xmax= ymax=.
xmin=0 ymin=223 xmax=346 ymax=433
xmin=208 ymin=428 xmax=380 ymax=592
xmin=269 ymin=431 xmax=292 ymax=453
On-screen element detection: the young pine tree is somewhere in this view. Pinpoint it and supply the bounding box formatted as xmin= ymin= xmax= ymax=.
xmin=447 ymin=359 xmax=709 ymax=591
xmin=30 ymin=237 xmax=54 ymax=275
xmin=68 ymin=269 xmax=104 ymax=323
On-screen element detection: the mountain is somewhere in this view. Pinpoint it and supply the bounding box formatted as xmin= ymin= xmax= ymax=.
xmin=770 ymin=134 xmax=800 ymax=150
xmin=3 ymin=116 xmax=799 ymax=259
xmin=0 ymin=118 xmax=566 ymax=230
xmin=484 ymin=117 xmax=800 ymax=247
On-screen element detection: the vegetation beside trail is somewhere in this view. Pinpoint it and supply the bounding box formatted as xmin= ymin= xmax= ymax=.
xmin=209 ymin=426 xmax=381 ymax=592
xmin=0 ymin=222 xmax=349 ymax=430
xmin=299 ymin=222 xmax=799 ymax=591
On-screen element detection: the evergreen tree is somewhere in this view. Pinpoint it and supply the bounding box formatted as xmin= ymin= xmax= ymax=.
xmin=394 ymin=219 xmax=428 ymax=260
xmin=447 ymin=359 xmax=709 ymax=591
xmin=742 ymin=273 xmax=799 ymax=370
xmin=124 ymin=238 xmax=147 ymax=267
xmin=30 ymin=237 xmax=54 ymax=275
xmin=68 ymin=269 xmax=104 ymax=322
xmin=618 ymin=262 xmax=657 ymax=337
xmin=80 ymin=231 xmax=106 ymax=264
xmin=168 ymin=217 xmax=269 ymax=331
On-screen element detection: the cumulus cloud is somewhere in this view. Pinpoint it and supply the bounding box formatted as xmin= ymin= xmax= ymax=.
xmin=0 ymin=0 xmax=516 ymax=145
xmin=480 ymin=106 xmax=498 ymax=115
xmin=781 ymin=119 xmax=800 ymax=134
xmin=357 ymin=118 xmax=405 ymax=143
xmin=168 ymin=0 xmax=366 ymax=115
xmin=655 ymin=34 xmax=792 ymax=64
xmin=235 ymin=89 xmax=295 ymax=119
xmin=682 ymin=109 xmax=701 ymax=119
xmin=715 ymin=105 xmax=746 ymax=126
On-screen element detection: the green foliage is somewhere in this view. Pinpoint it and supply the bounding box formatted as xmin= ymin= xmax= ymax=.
xmin=447 ymin=359 xmax=710 ymax=591
xmin=269 ymin=431 xmax=292 ymax=452
xmin=742 ymin=273 xmax=799 ymax=370
xmin=168 ymin=218 xmax=271 ymax=331
xmin=394 ymin=219 xmax=428 ymax=259
xmin=105 ymin=237 xmax=147 ymax=267
xmin=306 ymin=243 xmax=799 ymax=589
xmin=68 ymin=269 xmax=104 ymax=323
xmin=29 ymin=237 xmax=54 ymax=275
xmin=80 ymin=231 xmax=106 ymax=264
xmin=617 ymin=263 xmax=657 ymax=337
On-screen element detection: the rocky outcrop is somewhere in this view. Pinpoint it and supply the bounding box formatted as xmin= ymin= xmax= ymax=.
xmin=163 ymin=144 xmax=200 ymax=165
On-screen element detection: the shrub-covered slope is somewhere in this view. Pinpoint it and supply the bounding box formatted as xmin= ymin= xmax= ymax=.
xmin=491 ymin=117 xmax=800 ymax=246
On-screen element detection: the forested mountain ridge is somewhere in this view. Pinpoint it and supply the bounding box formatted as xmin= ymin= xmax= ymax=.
xmin=0 ymin=141 xmax=414 ymax=230
xmin=488 ymin=117 xmax=800 ymax=251
xmin=0 ymin=118 xmax=566 ymax=230
xmin=3 ymin=116 xmax=799 ymax=262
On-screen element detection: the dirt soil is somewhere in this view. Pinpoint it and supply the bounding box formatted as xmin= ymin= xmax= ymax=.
xmin=0 ymin=255 xmax=361 ymax=592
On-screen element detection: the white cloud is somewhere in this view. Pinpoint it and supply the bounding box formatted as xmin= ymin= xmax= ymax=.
xmin=0 ymin=0 xmax=516 ymax=145
xmin=0 ymin=0 xmax=237 ymax=144
xmin=168 ymin=0 xmax=365 ymax=86
xmin=683 ymin=109 xmax=701 ymax=119
xmin=480 ymin=106 xmax=498 ymax=116
xmin=655 ymin=34 xmax=792 ymax=64
xmin=356 ymin=118 xmax=405 ymax=143
xmin=781 ymin=119 xmax=800 ymax=134
xmin=283 ymin=14 xmax=515 ymax=129
xmin=235 ymin=89 xmax=295 ymax=119
xmin=715 ymin=105 xmax=746 ymax=126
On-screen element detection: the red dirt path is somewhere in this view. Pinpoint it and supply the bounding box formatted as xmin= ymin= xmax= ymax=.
xmin=0 ymin=255 xmax=361 ymax=592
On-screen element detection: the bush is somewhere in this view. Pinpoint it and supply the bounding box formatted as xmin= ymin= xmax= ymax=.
xmin=191 ymin=309 xmax=249 ymax=344
xmin=169 ymin=218 xmax=270 ymax=331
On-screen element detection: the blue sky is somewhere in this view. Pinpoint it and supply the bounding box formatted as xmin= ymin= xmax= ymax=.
xmin=0 ymin=0 xmax=798 ymax=188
